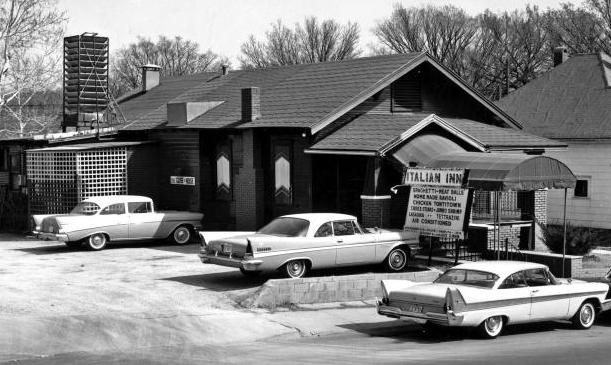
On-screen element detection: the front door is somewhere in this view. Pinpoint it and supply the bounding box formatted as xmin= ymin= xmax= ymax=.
xmin=128 ymin=201 xmax=161 ymax=239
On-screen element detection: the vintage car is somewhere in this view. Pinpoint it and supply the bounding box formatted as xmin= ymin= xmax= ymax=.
xmin=198 ymin=213 xmax=419 ymax=278
xmin=32 ymin=195 xmax=203 ymax=251
xmin=377 ymin=261 xmax=611 ymax=338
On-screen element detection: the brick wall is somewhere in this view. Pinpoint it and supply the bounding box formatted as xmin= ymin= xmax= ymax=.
xmin=241 ymin=268 xmax=442 ymax=310
xmin=235 ymin=130 xmax=264 ymax=230
xmin=361 ymin=196 xmax=391 ymax=228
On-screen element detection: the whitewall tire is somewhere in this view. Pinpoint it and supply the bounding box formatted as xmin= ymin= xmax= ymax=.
xmin=87 ymin=233 xmax=107 ymax=251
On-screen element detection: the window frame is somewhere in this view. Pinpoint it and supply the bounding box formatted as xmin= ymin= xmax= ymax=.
xmin=128 ymin=201 xmax=153 ymax=214
xmin=573 ymin=177 xmax=590 ymax=199
xmin=100 ymin=203 xmax=126 ymax=215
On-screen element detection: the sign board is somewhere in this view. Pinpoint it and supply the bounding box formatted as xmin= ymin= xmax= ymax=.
xmin=404 ymin=167 xmax=467 ymax=188
xmin=170 ymin=176 xmax=196 ymax=186
xmin=404 ymin=185 xmax=470 ymax=239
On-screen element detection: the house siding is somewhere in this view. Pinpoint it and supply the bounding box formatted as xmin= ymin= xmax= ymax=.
xmin=545 ymin=141 xmax=611 ymax=228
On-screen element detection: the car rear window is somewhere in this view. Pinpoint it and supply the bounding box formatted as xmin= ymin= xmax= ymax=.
xmin=434 ymin=269 xmax=499 ymax=288
xmin=257 ymin=217 xmax=310 ymax=237
xmin=70 ymin=202 xmax=100 ymax=215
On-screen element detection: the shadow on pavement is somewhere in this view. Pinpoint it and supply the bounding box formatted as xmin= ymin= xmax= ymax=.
xmin=15 ymin=241 xmax=201 ymax=255
xmin=162 ymin=271 xmax=267 ymax=292
xmin=338 ymin=321 xmax=469 ymax=344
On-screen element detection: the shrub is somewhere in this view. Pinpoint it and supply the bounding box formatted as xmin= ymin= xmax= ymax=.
xmin=540 ymin=223 xmax=595 ymax=256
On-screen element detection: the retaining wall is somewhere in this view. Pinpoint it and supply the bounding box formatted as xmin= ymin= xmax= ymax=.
xmin=241 ymin=268 xmax=442 ymax=310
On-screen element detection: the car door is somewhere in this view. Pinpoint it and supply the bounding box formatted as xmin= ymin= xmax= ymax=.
xmin=334 ymin=220 xmax=375 ymax=265
xmin=525 ymin=268 xmax=571 ymax=320
xmin=98 ymin=203 xmax=129 ymax=240
xmin=495 ymin=271 xmax=533 ymax=324
xmin=128 ymin=201 xmax=161 ymax=240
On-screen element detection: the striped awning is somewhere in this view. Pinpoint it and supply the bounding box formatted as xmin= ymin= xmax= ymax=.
xmin=427 ymin=152 xmax=576 ymax=191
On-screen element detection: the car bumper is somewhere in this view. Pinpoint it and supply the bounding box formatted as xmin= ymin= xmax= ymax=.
xmin=33 ymin=231 xmax=69 ymax=242
xmin=198 ymin=253 xmax=263 ymax=271
xmin=376 ymin=299 xmax=464 ymax=326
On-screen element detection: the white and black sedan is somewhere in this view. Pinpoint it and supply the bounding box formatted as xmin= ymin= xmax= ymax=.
xmin=199 ymin=213 xmax=419 ymax=278
xmin=377 ymin=261 xmax=611 ymax=338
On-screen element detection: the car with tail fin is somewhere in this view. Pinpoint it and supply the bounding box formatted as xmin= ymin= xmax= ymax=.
xmin=198 ymin=213 xmax=419 ymax=278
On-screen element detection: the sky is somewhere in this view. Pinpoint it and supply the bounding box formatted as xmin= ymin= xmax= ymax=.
xmin=59 ymin=0 xmax=572 ymax=65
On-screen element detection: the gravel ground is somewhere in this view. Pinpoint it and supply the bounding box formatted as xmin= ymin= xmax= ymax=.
xmin=0 ymin=234 xmax=296 ymax=361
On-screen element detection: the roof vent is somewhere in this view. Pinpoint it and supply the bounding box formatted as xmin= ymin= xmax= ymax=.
xmin=221 ymin=64 xmax=229 ymax=76
xmin=553 ymin=47 xmax=569 ymax=67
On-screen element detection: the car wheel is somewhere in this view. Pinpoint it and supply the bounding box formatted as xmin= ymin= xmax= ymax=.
xmin=572 ymin=302 xmax=596 ymax=329
xmin=385 ymin=247 xmax=408 ymax=272
xmin=285 ymin=259 xmax=308 ymax=279
xmin=87 ymin=233 xmax=107 ymax=251
xmin=172 ymin=226 xmax=192 ymax=245
xmin=65 ymin=241 xmax=82 ymax=250
xmin=478 ymin=315 xmax=504 ymax=339
xmin=239 ymin=268 xmax=260 ymax=277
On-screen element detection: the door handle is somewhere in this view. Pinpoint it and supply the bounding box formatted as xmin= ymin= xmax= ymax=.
xmin=531 ymin=289 xmax=539 ymax=293
xmin=337 ymin=239 xmax=343 ymax=243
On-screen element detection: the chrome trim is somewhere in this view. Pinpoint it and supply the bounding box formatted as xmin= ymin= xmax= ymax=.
xmin=198 ymin=253 xmax=262 ymax=271
xmin=36 ymin=232 xmax=69 ymax=242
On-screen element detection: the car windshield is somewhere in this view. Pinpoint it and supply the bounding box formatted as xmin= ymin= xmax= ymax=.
xmin=257 ymin=217 xmax=310 ymax=237
xmin=434 ymin=269 xmax=499 ymax=289
xmin=70 ymin=202 xmax=100 ymax=215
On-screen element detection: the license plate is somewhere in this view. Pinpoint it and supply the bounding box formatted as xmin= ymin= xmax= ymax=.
xmin=221 ymin=244 xmax=232 ymax=254
xmin=402 ymin=303 xmax=423 ymax=313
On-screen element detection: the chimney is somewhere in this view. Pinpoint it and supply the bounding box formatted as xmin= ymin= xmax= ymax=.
xmin=241 ymin=87 xmax=261 ymax=122
xmin=553 ymin=46 xmax=569 ymax=67
xmin=221 ymin=64 xmax=229 ymax=76
xmin=142 ymin=64 xmax=161 ymax=91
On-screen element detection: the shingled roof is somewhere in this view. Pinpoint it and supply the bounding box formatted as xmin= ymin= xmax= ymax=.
xmin=307 ymin=113 xmax=565 ymax=155
xmin=121 ymin=53 xmax=426 ymax=131
xmin=498 ymin=53 xmax=611 ymax=139
xmin=120 ymin=52 xmax=522 ymax=132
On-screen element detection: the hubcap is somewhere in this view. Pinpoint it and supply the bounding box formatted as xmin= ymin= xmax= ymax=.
xmin=485 ymin=316 xmax=502 ymax=335
xmin=581 ymin=305 xmax=594 ymax=326
xmin=174 ymin=228 xmax=189 ymax=244
xmin=288 ymin=261 xmax=305 ymax=277
xmin=90 ymin=234 xmax=105 ymax=248
xmin=389 ymin=250 xmax=406 ymax=270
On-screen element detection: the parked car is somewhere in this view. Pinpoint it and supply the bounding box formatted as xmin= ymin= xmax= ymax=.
xmin=377 ymin=260 xmax=611 ymax=338
xmin=198 ymin=213 xmax=419 ymax=278
xmin=32 ymin=195 xmax=203 ymax=250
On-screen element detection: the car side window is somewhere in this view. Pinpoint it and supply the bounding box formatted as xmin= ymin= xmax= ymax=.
xmin=314 ymin=222 xmax=333 ymax=237
xmin=333 ymin=221 xmax=355 ymax=236
xmin=128 ymin=202 xmax=152 ymax=214
xmin=499 ymin=271 xmax=528 ymax=289
xmin=524 ymin=268 xmax=552 ymax=286
xmin=100 ymin=203 xmax=125 ymax=215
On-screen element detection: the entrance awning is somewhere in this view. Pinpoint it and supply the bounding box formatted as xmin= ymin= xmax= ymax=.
xmin=428 ymin=152 xmax=576 ymax=191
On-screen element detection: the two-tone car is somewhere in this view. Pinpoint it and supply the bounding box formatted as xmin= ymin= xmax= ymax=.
xmin=198 ymin=213 xmax=419 ymax=278
xmin=32 ymin=195 xmax=203 ymax=250
xmin=377 ymin=260 xmax=611 ymax=338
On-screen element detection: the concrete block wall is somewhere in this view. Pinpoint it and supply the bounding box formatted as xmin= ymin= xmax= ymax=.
xmin=242 ymin=269 xmax=442 ymax=310
xmin=486 ymin=225 xmax=522 ymax=251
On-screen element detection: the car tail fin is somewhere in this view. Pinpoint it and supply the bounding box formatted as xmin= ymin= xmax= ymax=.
xmin=245 ymin=239 xmax=254 ymax=258
xmin=445 ymin=287 xmax=466 ymax=312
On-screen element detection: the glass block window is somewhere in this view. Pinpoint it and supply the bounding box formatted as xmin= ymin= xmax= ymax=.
xmin=215 ymin=142 xmax=232 ymax=200
xmin=273 ymin=144 xmax=292 ymax=205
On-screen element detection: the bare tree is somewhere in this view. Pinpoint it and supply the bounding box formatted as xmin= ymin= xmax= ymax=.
xmin=111 ymin=36 xmax=226 ymax=97
xmin=0 ymin=0 xmax=66 ymax=138
xmin=374 ymin=5 xmax=476 ymax=78
xmin=239 ymin=17 xmax=360 ymax=69
xmin=545 ymin=2 xmax=610 ymax=54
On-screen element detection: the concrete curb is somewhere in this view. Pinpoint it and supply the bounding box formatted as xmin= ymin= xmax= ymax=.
xmin=240 ymin=267 xmax=442 ymax=311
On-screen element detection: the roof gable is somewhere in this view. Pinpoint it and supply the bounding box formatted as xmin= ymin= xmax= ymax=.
xmin=498 ymin=52 xmax=611 ymax=139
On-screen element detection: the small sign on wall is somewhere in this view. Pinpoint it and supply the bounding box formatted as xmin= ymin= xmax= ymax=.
xmin=170 ymin=176 xmax=196 ymax=186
